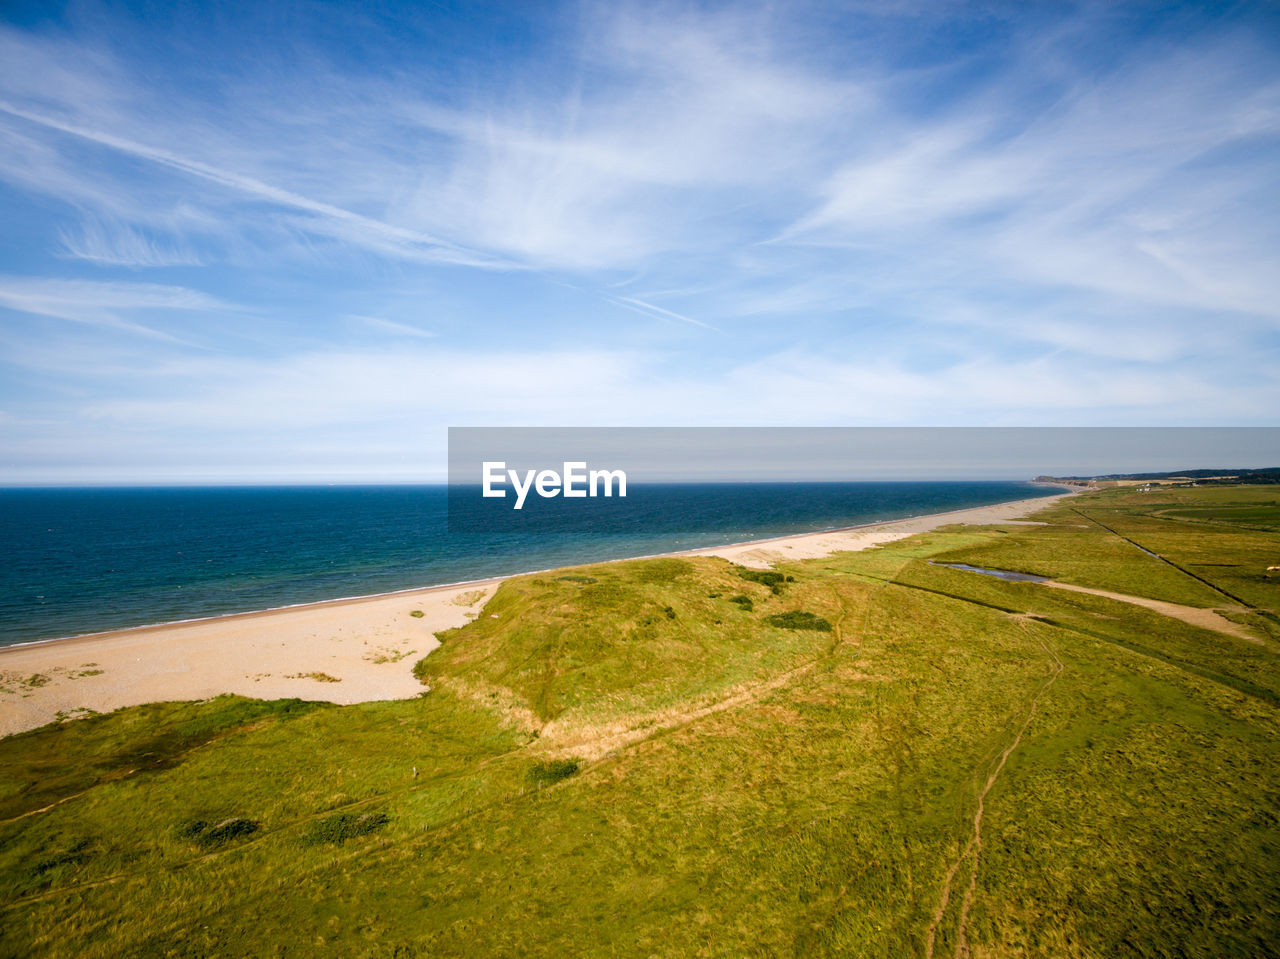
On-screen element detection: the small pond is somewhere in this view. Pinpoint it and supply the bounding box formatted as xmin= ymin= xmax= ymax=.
xmin=931 ymin=562 xmax=1048 ymax=583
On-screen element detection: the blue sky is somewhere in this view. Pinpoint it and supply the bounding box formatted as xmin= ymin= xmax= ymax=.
xmin=1 ymin=0 xmax=1278 ymax=483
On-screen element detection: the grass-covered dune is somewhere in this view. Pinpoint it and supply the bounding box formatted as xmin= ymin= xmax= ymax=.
xmin=1 ymin=486 xmax=1278 ymax=957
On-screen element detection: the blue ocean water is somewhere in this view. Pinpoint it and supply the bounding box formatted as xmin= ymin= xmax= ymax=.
xmin=0 ymin=483 xmax=1058 ymax=647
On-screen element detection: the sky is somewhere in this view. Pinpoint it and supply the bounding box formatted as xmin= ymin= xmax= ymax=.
xmin=1 ymin=0 xmax=1278 ymax=483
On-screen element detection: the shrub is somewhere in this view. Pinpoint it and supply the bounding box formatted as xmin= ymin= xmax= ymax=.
xmin=729 ymin=595 xmax=754 ymax=612
xmin=526 ymin=759 xmax=580 ymax=785
xmin=409 ymin=610 xmax=424 ymax=618
xmin=304 ymin=811 xmax=390 ymax=846
xmin=764 ymin=611 xmax=832 ymax=632
xmin=664 ymin=606 xmax=677 ymax=619
xmin=176 ymin=819 xmax=209 ymax=840
xmin=188 ymin=817 xmax=259 ymax=848
xmin=738 ymin=569 xmax=785 ymax=587
xmin=737 ymin=569 xmax=789 ymax=594
xmin=556 ymin=575 xmax=598 ymax=585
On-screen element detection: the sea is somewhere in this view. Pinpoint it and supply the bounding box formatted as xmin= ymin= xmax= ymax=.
xmin=0 ymin=482 xmax=1059 ymax=647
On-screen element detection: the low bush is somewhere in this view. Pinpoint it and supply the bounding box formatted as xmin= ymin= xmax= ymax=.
xmin=738 ymin=569 xmax=785 ymax=587
xmin=764 ymin=611 xmax=832 ymax=632
xmin=737 ymin=569 xmax=793 ymax=594
xmin=303 ymin=811 xmax=390 ymax=846
xmin=183 ymin=817 xmax=260 ymax=848
xmin=526 ymin=759 xmax=581 ymax=785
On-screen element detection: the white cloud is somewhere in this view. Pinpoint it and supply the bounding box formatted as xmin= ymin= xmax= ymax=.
xmin=57 ymin=219 xmax=201 ymax=267
xmin=347 ymin=315 xmax=436 ymax=339
xmin=0 ymin=8 xmax=864 ymax=273
xmin=609 ymin=296 xmax=718 ymax=331
xmin=0 ymin=276 xmax=232 ymax=341
xmin=0 ymin=99 xmax=507 ymax=270
xmin=395 ymin=11 xmax=860 ymax=270
xmin=787 ymin=32 xmax=1280 ymax=322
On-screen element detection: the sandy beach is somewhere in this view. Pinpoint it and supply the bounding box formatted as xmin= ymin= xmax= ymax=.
xmin=687 ymin=490 xmax=1072 ymax=567
xmin=0 ymin=489 xmax=1070 ymax=737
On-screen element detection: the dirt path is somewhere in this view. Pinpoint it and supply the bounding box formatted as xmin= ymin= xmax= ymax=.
xmin=924 ymin=636 xmax=1064 ymax=959
xmin=1040 ymin=581 xmax=1260 ymax=642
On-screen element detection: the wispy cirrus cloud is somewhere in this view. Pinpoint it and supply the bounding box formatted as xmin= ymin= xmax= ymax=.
xmin=347 ymin=315 xmax=436 ymax=339
xmin=785 ymin=30 xmax=1280 ymax=319
xmin=0 ymin=276 xmax=232 ymax=341
xmin=56 ymin=218 xmax=202 ymax=268
xmin=0 ymin=98 xmax=508 ymax=270
xmin=395 ymin=8 xmax=859 ymax=270
xmin=2 ymin=4 xmax=1274 ymax=296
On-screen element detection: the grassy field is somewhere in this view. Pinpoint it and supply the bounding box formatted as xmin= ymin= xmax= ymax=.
xmin=1 ymin=485 xmax=1278 ymax=957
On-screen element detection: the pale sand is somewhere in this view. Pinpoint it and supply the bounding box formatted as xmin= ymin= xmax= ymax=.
xmin=0 ymin=581 xmax=499 ymax=737
xmin=685 ymin=490 xmax=1073 ymax=568
xmin=0 ymin=490 xmax=1071 ymax=738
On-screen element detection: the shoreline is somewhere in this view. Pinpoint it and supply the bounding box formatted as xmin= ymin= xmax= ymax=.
xmin=0 ymin=488 xmax=1071 ymax=737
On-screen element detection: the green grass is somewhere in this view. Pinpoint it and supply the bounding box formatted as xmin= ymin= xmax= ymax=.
xmin=415 ymin=557 xmax=837 ymax=724
xmin=1 ymin=486 xmax=1277 ymax=957
xmin=1160 ymin=504 xmax=1280 ymax=529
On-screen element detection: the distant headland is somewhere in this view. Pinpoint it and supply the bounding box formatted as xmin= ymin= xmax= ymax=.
xmin=1035 ymin=466 xmax=1280 ymax=488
